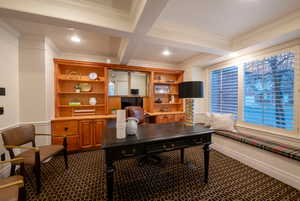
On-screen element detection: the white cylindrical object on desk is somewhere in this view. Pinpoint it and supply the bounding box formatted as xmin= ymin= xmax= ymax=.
xmin=116 ymin=110 xmax=126 ymax=139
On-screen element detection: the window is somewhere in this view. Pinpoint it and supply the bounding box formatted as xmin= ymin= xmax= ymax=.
xmin=211 ymin=66 xmax=238 ymax=117
xmin=244 ymin=52 xmax=295 ymax=130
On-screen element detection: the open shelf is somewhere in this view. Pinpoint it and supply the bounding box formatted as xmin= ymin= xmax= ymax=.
xmin=55 ymin=59 xmax=108 ymax=117
xmin=58 ymin=92 xmax=104 ymax=95
xmin=154 ymin=103 xmax=181 ymax=105
xmin=153 ymin=81 xmax=179 ymax=85
xmin=59 ymin=104 xmax=105 ymax=108
xmin=58 ymin=77 xmax=105 ymax=82
xmin=155 ymin=93 xmax=179 ymax=95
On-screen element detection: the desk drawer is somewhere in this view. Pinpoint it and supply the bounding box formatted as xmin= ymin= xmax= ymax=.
xmin=146 ymin=140 xmax=186 ymax=154
xmin=188 ymin=134 xmax=211 ymax=146
xmin=108 ymin=145 xmax=144 ymax=160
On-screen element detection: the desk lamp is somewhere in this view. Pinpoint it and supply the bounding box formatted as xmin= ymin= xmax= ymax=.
xmin=179 ymin=81 xmax=204 ymax=126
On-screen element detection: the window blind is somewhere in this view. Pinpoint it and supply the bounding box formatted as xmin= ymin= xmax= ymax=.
xmin=211 ymin=66 xmax=238 ymax=117
xmin=244 ymin=52 xmax=295 ymax=130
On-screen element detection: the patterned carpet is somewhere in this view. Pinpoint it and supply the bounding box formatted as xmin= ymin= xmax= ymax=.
xmin=25 ymin=148 xmax=300 ymax=201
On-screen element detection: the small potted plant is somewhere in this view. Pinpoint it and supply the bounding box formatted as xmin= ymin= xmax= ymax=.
xmin=111 ymin=108 xmax=117 ymax=114
xmin=74 ymin=84 xmax=81 ymax=93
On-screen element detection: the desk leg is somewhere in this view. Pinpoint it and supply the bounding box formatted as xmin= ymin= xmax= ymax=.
xmin=180 ymin=148 xmax=184 ymax=164
xmin=203 ymin=144 xmax=211 ymax=183
xmin=106 ymin=161 xmax=114 ymax=201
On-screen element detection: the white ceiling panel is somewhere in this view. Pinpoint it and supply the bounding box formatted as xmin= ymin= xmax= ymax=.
xmin=157 ymin=0 xmax=300 ymax=38
xmin=133 ymin=41 xmax=210 ymax=64
xmin=4 ymin=18 xmax=121 ymax=57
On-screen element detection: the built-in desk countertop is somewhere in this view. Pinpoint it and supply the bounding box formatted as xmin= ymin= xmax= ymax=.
xmin=52 ymin=114 xmax=117 ymax=122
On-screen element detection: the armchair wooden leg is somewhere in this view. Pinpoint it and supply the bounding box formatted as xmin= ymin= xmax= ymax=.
xmin=10 ymin=163 xmax=16 ymax=176
xmin=19 ymin=186 xmax=26 ymax=201
xmin=63 ymin=149 xmax=68 ymax=169
xmin=34 ymin=164 xmax=41 ymax=194
xmin=63 ymin=136 xmax=68 ymax=169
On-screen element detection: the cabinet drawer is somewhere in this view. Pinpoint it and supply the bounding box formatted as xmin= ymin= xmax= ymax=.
xmin=52 ymin=120 xmax=78 ymax=136
xmin=52 ymin=135 xmax=80 ymax=151
xmin=146 ymin=140 xmax=186 ymax=154
xmin=156 ymin=115 xmax=175 ymax=123
xmin=175 ymin=114 xmax=185 ymax=122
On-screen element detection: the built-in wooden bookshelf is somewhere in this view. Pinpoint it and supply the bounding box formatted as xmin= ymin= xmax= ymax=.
xmin=52 ymin=59 xmax=185 ymax=151
xmin=150 ymin=71 xmax=184 ymax=113
xmin=54 ymin=59 xmax=108 ymax=117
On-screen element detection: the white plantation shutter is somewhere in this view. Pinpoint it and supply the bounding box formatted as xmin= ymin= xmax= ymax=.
xmin=244 ymin=51 xmax=295 ymax=130
xmin=211 ymin=66 xmax=238 ymax=118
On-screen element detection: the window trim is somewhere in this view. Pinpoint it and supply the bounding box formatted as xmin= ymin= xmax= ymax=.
xmin=206 ymin=45 xmax=300 ymax=136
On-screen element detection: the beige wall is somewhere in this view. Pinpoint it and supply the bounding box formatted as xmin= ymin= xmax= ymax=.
xmin=0 ymin=21 xmax=19 ymax=176
xmin=19 ymin=35 xmax=47 ymax=122
xmin=0 ymin=22 xmax=19 ymax=129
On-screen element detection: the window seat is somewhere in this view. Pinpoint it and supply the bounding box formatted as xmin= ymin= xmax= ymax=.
xmin=215 ymin=130 xmax=300 ymax=161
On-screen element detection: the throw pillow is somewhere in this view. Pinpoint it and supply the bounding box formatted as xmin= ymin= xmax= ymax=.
xmin=210 ymin=113 xmax=237 ymax=132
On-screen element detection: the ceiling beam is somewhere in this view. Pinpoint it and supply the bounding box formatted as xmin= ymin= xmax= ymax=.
xmin=119 ymin=0 xmax=170 ymax=64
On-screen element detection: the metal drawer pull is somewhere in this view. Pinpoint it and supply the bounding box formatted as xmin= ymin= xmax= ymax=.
xmin=64 ymin=127 xmax=69 ymax=131
xmin=193 ymin=139 xmax=202 ymax=144
xmin=121 ymin=149 xmax=136 ymax=157
xmin=163 ymin=144 xmax=175 ymax=151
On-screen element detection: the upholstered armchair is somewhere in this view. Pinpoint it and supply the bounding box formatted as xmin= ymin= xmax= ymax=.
xmin=125 ymin=106 xmax=150 ymax=124
xmin=0 ymin=156 xmax=26 ymax=201
xmin=1 ymin=124 xmax=68 ymax=194
xmin=125 ymin=106 xmax=160 ymax=165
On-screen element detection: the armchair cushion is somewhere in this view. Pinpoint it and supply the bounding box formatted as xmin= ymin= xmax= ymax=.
xmin=17 ymin=145 xmax=64 ymax=165
xmin=0 ymin=175 xmax=23 ymax=201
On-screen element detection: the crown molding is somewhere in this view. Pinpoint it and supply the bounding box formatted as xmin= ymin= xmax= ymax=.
xmin=51 ymin=0 xmax=130 ymax=19
xmin=0 ymin=18 xmax=20 ymax=38
xmin=148 ymin=21 xmax=231 ymax=56
xmin=232 ymin=8 xmax=300 ymax=51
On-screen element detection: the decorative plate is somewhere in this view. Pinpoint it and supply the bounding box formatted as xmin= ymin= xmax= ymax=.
xmin=79 ymin=83 xmax=92 ymax=92
xmin=88 ymin=72 xmax=98 ymax=80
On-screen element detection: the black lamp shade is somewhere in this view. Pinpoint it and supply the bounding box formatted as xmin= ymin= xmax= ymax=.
xmin=179 ymin=81 xmax=204 ymax=98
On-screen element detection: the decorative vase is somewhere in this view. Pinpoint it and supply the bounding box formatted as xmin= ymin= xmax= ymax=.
xmin=126 ymin=117 xmax=138 ymax=136
xmin=89 ymin=97 xmax=97 ymax=105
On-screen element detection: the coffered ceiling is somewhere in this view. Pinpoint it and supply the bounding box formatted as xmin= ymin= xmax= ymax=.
xmin=1 ymin=0 xmax=300 ymax=68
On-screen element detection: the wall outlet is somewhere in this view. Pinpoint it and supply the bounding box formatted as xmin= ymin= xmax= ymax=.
xmin=0 ymin=107 xmax=3 ymax=115
xmin=0 ymin=88 xmax=5 ymax=96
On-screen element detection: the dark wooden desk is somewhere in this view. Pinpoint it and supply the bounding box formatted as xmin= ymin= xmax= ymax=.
xmin=102 ymin=122 xmax=214 ymax=201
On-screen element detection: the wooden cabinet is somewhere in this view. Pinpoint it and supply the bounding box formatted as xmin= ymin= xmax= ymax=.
xmin=175 ymin=114 xmax=185 ymax=122
xmin=79 ymin=119 xmax=105 ymax=149
xmin=155 ymin=114 xmax=184 ymax=123
xmin=94 ymin=120 xmax=104 ymax=147
xmin=52 ymin=119 xmax=105 ymax=151
xmin=79 ymin=120 xmax=94 ymax=149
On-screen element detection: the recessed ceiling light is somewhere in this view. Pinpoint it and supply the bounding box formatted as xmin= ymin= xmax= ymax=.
xmin=162 ymin=49 xmax=171 ymax=56
xmin=229 ymin=52 xmax=239 ymax=57
xmin=71 ymin=35 xmax=81 ymax=43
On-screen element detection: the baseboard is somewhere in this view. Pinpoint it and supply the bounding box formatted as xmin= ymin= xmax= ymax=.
xmin=211 ymin=143 xmax=300 ymax=190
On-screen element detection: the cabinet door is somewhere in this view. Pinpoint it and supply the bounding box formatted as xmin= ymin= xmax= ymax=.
xmin=79 ymin=120 xmax=93 ymax=149
xmin=175 ymin=114 xmax=185 ymax=122
xmin=167 ymin=115 xmax=175 ymax=123
xmin=94 ymin=120 xmax=105 ymax=147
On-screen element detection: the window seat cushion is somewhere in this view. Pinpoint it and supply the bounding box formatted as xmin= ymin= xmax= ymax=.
xmin=215 ymin=130 xmax=300 ymax=161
